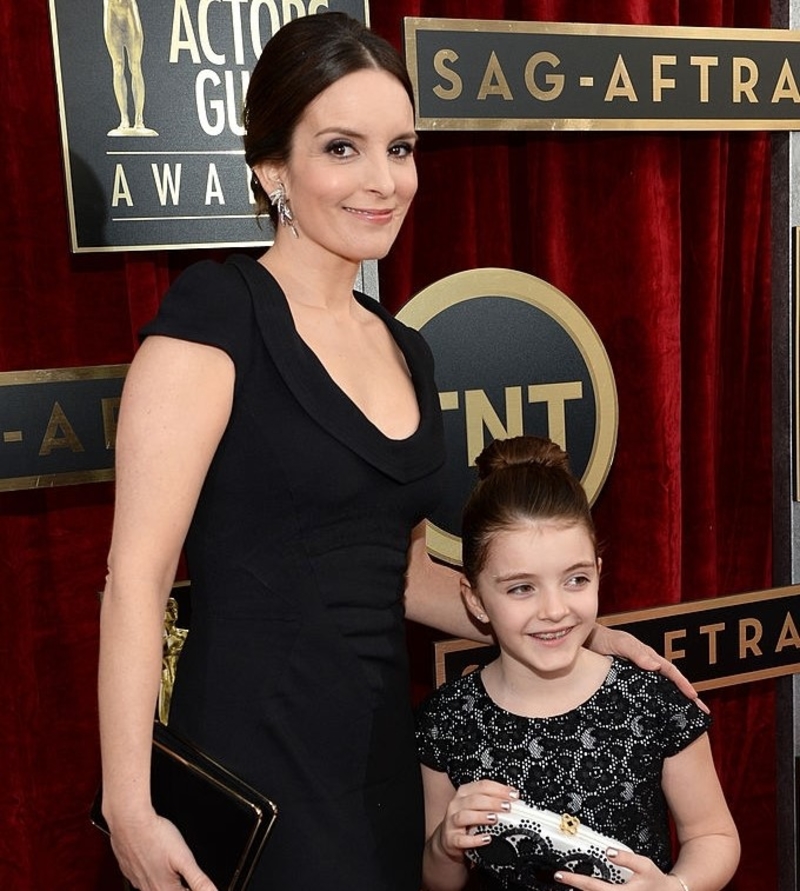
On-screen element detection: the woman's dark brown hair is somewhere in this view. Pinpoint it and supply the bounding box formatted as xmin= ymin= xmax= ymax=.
xmin=461 ymin=435 xmax=597 ymax=584
xmin=243 ymin=12 xmax=415 ymax=224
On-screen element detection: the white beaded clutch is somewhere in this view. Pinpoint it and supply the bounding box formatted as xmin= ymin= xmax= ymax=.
xmin=469 ymin=799 xmax=634 ymax=885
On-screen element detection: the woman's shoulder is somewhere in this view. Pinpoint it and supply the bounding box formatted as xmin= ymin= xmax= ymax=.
xmin=140 ymin=254 xmax=262 ymax=360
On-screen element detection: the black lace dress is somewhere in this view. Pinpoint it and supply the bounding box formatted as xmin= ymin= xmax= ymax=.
xmin=416 ymin=657 xmax=711 ymax=890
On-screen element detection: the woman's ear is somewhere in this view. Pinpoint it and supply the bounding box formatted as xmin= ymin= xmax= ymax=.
xmin=252 ymin=162 xmax=284 ymax=195
xmin=461 ymin=577 xmax=489 ymax=624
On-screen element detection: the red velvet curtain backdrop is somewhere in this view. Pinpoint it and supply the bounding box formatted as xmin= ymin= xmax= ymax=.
xmin=0 ymin=1 xmax=775 ymax=889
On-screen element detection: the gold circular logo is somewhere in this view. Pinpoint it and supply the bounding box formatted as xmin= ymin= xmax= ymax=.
xmin=397 ymin=268 xmax=618 ymax=566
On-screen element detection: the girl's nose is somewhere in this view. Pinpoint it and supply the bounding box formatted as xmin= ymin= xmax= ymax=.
xmin=537 ymin=587 xmax=569 ymax=622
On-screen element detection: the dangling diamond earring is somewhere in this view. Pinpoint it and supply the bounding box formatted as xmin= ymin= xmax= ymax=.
xmin=268 ymin=183 xmax=298 ymax=238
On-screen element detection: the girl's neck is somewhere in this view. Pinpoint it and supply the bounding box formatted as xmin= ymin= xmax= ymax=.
xmin=482 ymin=650 xmax=612 ymax=719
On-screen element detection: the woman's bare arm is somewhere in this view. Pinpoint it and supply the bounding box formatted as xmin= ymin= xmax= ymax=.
xmin=98 ymin=335 xmax=234 ymax=890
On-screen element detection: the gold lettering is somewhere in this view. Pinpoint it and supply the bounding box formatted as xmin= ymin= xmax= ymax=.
xmin=775 ymin=611 xmax=800 ymax=652
xmin=652 ymin=55 xmax=677 ymax=102
xmin=732 ymin=57 xmax=759 ymax=103
xmin=198 ymin=0 xmax=226 ymax=65
xmin=699 ymin=622 xmax=725 ymax=664
xmin=432 ymin=50 xmax=462 ymax=100
xmin=226 ymin=0 xmax=248 ymax=65
xmin=604 ymin=55 xmax=637 ymax=102
xmin=102 ymin=398 xmax=121 ymax=450
xmin=524 ymin=52 xmax=564 ymax=101
xmin=39 ymin=402 xmax=85 ymax=456
xmin=281 ymin=1 xmax=307 ymax=24
xmin=465 ymin=387 xmax=523 ymax=465
xmin=250 ymin=0 xmax=282 ymax=51
xmin=112 ymin=164 xmax=133 ymax=207
xmin=527 ymin=382 xmax=583 ymax=451
xmin=169 ymin=0 xmax=201 ymax=64
xmin=226 ymin=69 xmax=249 ymax=136
xmin=197 ymin=70 xmax=225 ymax=136
xmin=246 ymin=163 xmax=256 ymax=205
xmin=690 ymin=55 xmax=719 ymax=103
xmin=439 ymin=391 xmax=459 ymax=411
xmin=477 ymin=51 xmax=513 ymax=101
xmin=771 ymin=59 xmax=800 ymax=103
xmin=739 ymin=618 xmax=763 ymax=657
xmin=205 ymin=163 xmax=225 ymax=205
xmin=151 ymin=164 xmax=182 ymax=206
xmin=664 ymin=629 xmax=686 ymax=661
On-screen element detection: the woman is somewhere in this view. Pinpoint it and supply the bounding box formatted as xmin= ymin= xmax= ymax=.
xmin=98 ymin=13 xmax=700 ymax=891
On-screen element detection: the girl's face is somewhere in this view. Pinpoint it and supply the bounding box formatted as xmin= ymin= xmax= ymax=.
xmin=258 ymin=68 xmax=418 ymax=264
xmin=463 ymin=521 xmax=600 ymax=679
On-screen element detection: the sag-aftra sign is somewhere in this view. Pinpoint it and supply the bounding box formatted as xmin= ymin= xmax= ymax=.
xmin=404 ymin=18 xmax=800 ymax=131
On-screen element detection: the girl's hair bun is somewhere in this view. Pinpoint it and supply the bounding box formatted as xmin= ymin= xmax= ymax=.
xmin=475 ymin=435 xmax=569 ymax=480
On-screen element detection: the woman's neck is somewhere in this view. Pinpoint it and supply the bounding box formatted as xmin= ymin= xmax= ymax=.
xmin=259 ymin=239 xmax=361 ymax=312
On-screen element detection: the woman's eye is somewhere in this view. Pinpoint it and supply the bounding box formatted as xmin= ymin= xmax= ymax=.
xmin=325 ymin=140 xmax=355 ymax=158
xmin=390 ymin=141 xmax=415 ymax=159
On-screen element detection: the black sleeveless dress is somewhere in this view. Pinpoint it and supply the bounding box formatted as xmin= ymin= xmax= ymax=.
xmin=140 ymin=254 xmax=446 ymax=890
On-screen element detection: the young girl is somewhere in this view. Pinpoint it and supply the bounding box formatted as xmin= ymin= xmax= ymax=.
xmin=416 ymin=436 xmax=740 ymax=891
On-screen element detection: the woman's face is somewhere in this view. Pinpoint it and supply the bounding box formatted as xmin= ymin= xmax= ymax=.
xmin=264 ymin=67 xmax=418 ymax=263
xmin=464 ymin=521 xmax=600 ymax=679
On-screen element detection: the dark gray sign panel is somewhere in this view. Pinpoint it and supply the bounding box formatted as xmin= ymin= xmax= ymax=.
xmin=49 ymin=1 xmax=369 ymax=252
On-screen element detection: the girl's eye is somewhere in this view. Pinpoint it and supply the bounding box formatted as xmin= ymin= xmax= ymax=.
xmin=566 ymin=574 xmax=591 ymax=588
xmin=325 ymin=140 xmax=355 ymax=158
xmin=507 ymin=584 xmax=534 ymax=597
xmin=390 ymin=141 xmax=415 ymax=159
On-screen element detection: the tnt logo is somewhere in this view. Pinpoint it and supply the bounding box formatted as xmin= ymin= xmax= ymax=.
xmin=397 ymin=268 xmax=617 ymax=565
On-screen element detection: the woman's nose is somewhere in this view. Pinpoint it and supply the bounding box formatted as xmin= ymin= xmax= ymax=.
xmin=364 ymin=154 xmax=396 ymax=195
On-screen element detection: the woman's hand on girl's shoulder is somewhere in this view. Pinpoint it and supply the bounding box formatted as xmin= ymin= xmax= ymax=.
xmin=586 ymin=624 xmax=708 ymax=713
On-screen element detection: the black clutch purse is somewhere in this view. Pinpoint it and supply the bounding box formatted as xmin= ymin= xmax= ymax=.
xmin=91 ymin=721 xmax=278 ymax=891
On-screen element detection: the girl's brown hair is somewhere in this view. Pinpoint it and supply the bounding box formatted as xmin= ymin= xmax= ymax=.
xmin=461 ymin=436 xmax=596 ymax=583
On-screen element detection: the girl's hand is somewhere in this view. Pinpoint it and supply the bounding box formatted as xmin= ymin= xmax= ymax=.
xmin=586 ymin=624 xmax=709 ymax=713
xmin=431 ymin=779 xmax=518 ymax=863
xmin=108 ymin=809 xmax=218 ymax=891
xmin=554 ymin=847 xmax=681 ymax=890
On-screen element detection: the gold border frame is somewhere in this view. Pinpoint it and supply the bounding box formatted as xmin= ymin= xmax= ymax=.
xmin=404 ymin=17 xmax=800 ymax=132
xmin=397 ymin=268 xmax=618 ymax=565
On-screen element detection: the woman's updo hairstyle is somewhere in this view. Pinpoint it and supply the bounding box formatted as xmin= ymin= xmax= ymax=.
xmin=243 ymin=12 xmax=416 ymax=224
xmin=461 ymin=435 xmax=597 ymax=584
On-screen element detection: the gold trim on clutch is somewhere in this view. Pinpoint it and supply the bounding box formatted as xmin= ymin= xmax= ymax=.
xmin=560 ymin=813 xmax=580 ymax=836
